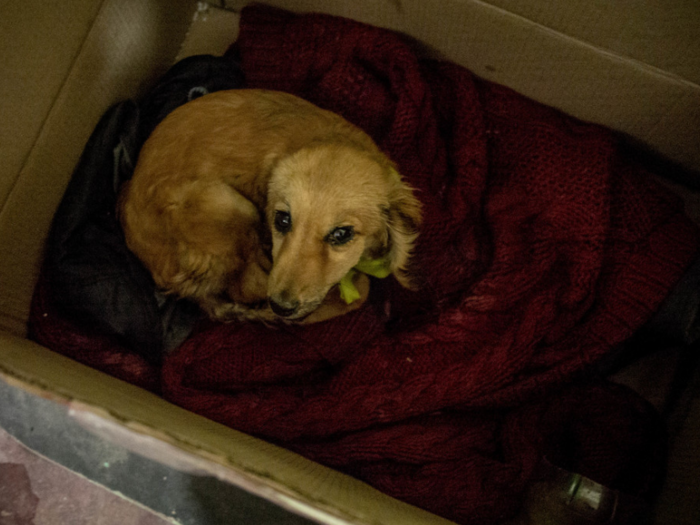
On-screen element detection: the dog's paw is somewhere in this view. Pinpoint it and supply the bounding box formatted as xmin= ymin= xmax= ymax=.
xmin=198 ymin=295 xmax=273 ymax=323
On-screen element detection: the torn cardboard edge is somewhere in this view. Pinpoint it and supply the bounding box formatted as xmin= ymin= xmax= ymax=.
xmin=177 ymin=2 xmax=241 ymax=61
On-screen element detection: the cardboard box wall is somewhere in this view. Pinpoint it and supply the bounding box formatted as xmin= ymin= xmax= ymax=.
xmin=1 ymin=1 xmax=699 ymax=523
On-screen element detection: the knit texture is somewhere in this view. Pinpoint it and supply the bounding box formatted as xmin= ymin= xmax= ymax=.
xmin=160 ymin=7 xmax=698 ymax=522
xmin=30 ymin=5 xmax=699 ymax=524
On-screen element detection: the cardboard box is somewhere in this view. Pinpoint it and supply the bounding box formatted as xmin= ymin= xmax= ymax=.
xmin=1 ymin=1 xmax=699 ymax=523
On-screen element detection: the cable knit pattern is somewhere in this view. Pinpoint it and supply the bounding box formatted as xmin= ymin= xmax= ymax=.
xmin=30 ymin=6 xmax=698 ymax=524
xmin=160 ymin=7 xmax=698 ymax=522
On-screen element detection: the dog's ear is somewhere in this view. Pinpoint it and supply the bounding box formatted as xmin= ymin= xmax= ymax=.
xmin=369 ymin=174 xmax=422 ymax=289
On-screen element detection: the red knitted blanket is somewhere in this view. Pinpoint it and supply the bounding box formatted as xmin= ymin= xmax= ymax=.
xmin=32 ymin=6 xmax=699 ymax=523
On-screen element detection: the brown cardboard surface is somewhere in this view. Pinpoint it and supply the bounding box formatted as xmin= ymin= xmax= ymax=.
xmin=224 ymin=0 xmax=700 ymax=172
xmin=0 ymin=0 xmax=103 ymax=210
xmin=0 ymin=333 xmax=455 ymax=525
xmin=480 ymin=0 xmax=700 ymax=85
xmin=1 ymin=2 xmax=699 ymax=523
xmin=0 ymin=0 xmax=195 ymax=336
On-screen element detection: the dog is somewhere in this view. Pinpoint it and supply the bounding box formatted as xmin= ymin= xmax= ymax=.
xmin=118 ymin=89 xmax=421 ymax=323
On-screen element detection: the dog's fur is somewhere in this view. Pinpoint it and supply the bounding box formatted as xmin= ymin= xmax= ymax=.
xmin=118 ymin=89 xmax=421 ymax=323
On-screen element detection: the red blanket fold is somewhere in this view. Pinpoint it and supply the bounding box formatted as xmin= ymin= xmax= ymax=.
xmin=160 ymin=6 xmax=697 ymax=522
xmin=30 ymin=5 xmax=699 ymax=524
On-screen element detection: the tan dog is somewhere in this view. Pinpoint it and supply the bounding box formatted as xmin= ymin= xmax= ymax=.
xmin=119 ymin=89 xmax=421 ymax=323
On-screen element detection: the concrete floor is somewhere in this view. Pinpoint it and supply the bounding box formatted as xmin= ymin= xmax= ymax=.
xmin=0 ymin=427 xmax=173 ymax=525
xmin=0 ymin=377 xmax=316 ymax=525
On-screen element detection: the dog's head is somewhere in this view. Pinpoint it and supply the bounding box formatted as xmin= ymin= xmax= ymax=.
xmin=265 ymin=142 xmax=421 ymax=320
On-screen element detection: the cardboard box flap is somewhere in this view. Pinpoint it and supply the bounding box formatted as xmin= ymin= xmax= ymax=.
xmin=0 ymin=0 xmax=103 ymax=211
xmin=479 ymin=0 xmax=700 ymax=85
xmin=0 ymin=333 xmax=454 ymax=524
xmin=0 ymin=0 xmax=195 ymax=336
xmin=177 ymin=2 xmax=242 ymax=61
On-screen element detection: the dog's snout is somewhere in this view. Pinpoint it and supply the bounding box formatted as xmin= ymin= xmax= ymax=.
xmin=269 ymin=297 xmax=299 ymax=318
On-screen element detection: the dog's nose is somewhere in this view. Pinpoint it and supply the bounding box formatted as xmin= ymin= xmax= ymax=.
xmin=269 ymin=298 xmax=299 ymax=318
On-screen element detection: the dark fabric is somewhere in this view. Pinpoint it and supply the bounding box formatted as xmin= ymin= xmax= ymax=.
xmin=34 ymin=55 xmax=245 ymax=364
xmin=158 ymin=6 xmax=698 ymax=523
xmin=43 ymin=100 xmax=164 ymax=364
xmin=27 ymin=7 xmax=700 ymax=524
xmin=646 ymin=254 xmax=700 ymax=345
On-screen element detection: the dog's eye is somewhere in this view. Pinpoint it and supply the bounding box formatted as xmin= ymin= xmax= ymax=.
xmin=327 ymin=226 xmax=354 ymax=246
xmin=274 ymin=210 xmax=292 ymax=234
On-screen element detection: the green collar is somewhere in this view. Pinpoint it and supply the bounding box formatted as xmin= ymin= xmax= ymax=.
xmin=338 ymin=256 xmax=392 ymax=304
